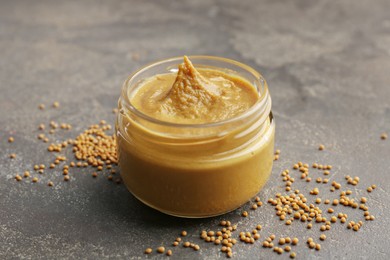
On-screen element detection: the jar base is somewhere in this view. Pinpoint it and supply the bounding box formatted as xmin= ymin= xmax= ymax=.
xmin=130 ymin=190 xmax=250 ymax=218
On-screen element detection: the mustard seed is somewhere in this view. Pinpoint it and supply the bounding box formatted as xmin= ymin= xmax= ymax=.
xmin=8 ymin=137 xmax=14 ymax=143
xmin=315 ymin=243 xmax=321 ymax=251
xmin=32 ymin=177 xmax=38 ymax=183
xmin=38 ymin=104 xmax=45 ymax=110
xmin=15 ymin=175 xmax=22 ymax=181
xmin=292 ymin=238 xmax=299 ymax=245
xmin=23 ymin=171 xmax=30 ymax=178
xmin=144 ymin=248 xmax=152 ymax=254
xmin=309 ymin=241 xmax=316 ymax=249
xmin=290 ymin=252 xmax=296 ymax=258
xmin=48 ymin=181 xmax=54 ymax=187
xmin=285 ymin=245 xmax=291 ymax=252
xmin=181 ymin=231 xmax=187 ymax=237
xmin=353 ymin=225 xmax=359 ymax=231
xmin=320 ymin=234 xmax=326 ymax=241
xmin=183 ymin=242 xmax=190 ymax=247
xmin=157 ymin=246 xmax=165 ymax=253
xmin=53 ymin=101 xmax=60 ymax=108
xmin=242 ymin=211 xmax=248 ymax=217
xmin=381 ymin=133 xmax=388 ymax=140
xmin=166 ymin=249 xmax=172 ymax=256
xmin=279 ymin=238 xmax=286 ymax=245
xmin=64 ymin=175 xmax=70 ymax=181
xmin=367 ymin=187 xmax=373 ymax=192
xmin=319 ymin=144 xmax=325 ymax=150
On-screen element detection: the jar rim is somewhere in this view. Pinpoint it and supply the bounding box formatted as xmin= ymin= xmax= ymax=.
xmin=120 ymin=55 xmax=271 ymax=128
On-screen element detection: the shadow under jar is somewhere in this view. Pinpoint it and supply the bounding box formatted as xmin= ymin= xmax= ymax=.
xmin=116 ymin=56 xmax=275 ymax=218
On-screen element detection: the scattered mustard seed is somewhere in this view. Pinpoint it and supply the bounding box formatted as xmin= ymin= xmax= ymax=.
xmin=157 ymin=246 xmax=165 ymax=253
xmin=319 ymin=144 xmax=325 ymax=150
xmin=144 ymin=248 xmax=152 ymax=254
xmin=166 ymin=249 xmax=172 ymax=256
xmin=381 ymin=133 xmax=388 ymax=140
xmin=8 ymin=137 xmax=14 ymax=143
xmin=181 ymin=231 xmax=187 ymax=237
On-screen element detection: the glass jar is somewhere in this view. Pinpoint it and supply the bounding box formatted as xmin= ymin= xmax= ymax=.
xmin=116 ymin=56 xmax=275 ymax=218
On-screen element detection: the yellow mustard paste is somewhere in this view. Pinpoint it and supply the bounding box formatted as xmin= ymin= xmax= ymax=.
xmin=131 ymin=56 xmax=258 ymax=124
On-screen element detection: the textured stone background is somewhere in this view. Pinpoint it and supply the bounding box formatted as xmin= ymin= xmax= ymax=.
xmin=1 ymin=0 xmax=389 ymax=259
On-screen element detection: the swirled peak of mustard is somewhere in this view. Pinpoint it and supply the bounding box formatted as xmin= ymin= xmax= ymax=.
xmin=130 ymin=56 xmax=259 ymax=124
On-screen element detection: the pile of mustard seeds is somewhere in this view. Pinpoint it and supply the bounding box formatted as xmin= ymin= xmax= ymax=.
xmin=10 ymin=102 xmax=120 ymax=186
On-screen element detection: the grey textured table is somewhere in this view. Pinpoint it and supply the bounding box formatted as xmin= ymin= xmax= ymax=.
xmin=1 ymin=0 xmax=389 ymax=259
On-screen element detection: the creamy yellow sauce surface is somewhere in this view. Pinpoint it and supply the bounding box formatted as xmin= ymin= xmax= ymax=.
xmin=131 ymin=56 xmax=259 ymax=124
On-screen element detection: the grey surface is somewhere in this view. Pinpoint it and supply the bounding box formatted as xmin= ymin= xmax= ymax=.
xmin=0 ymin=0 xmax=389 ymax=259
